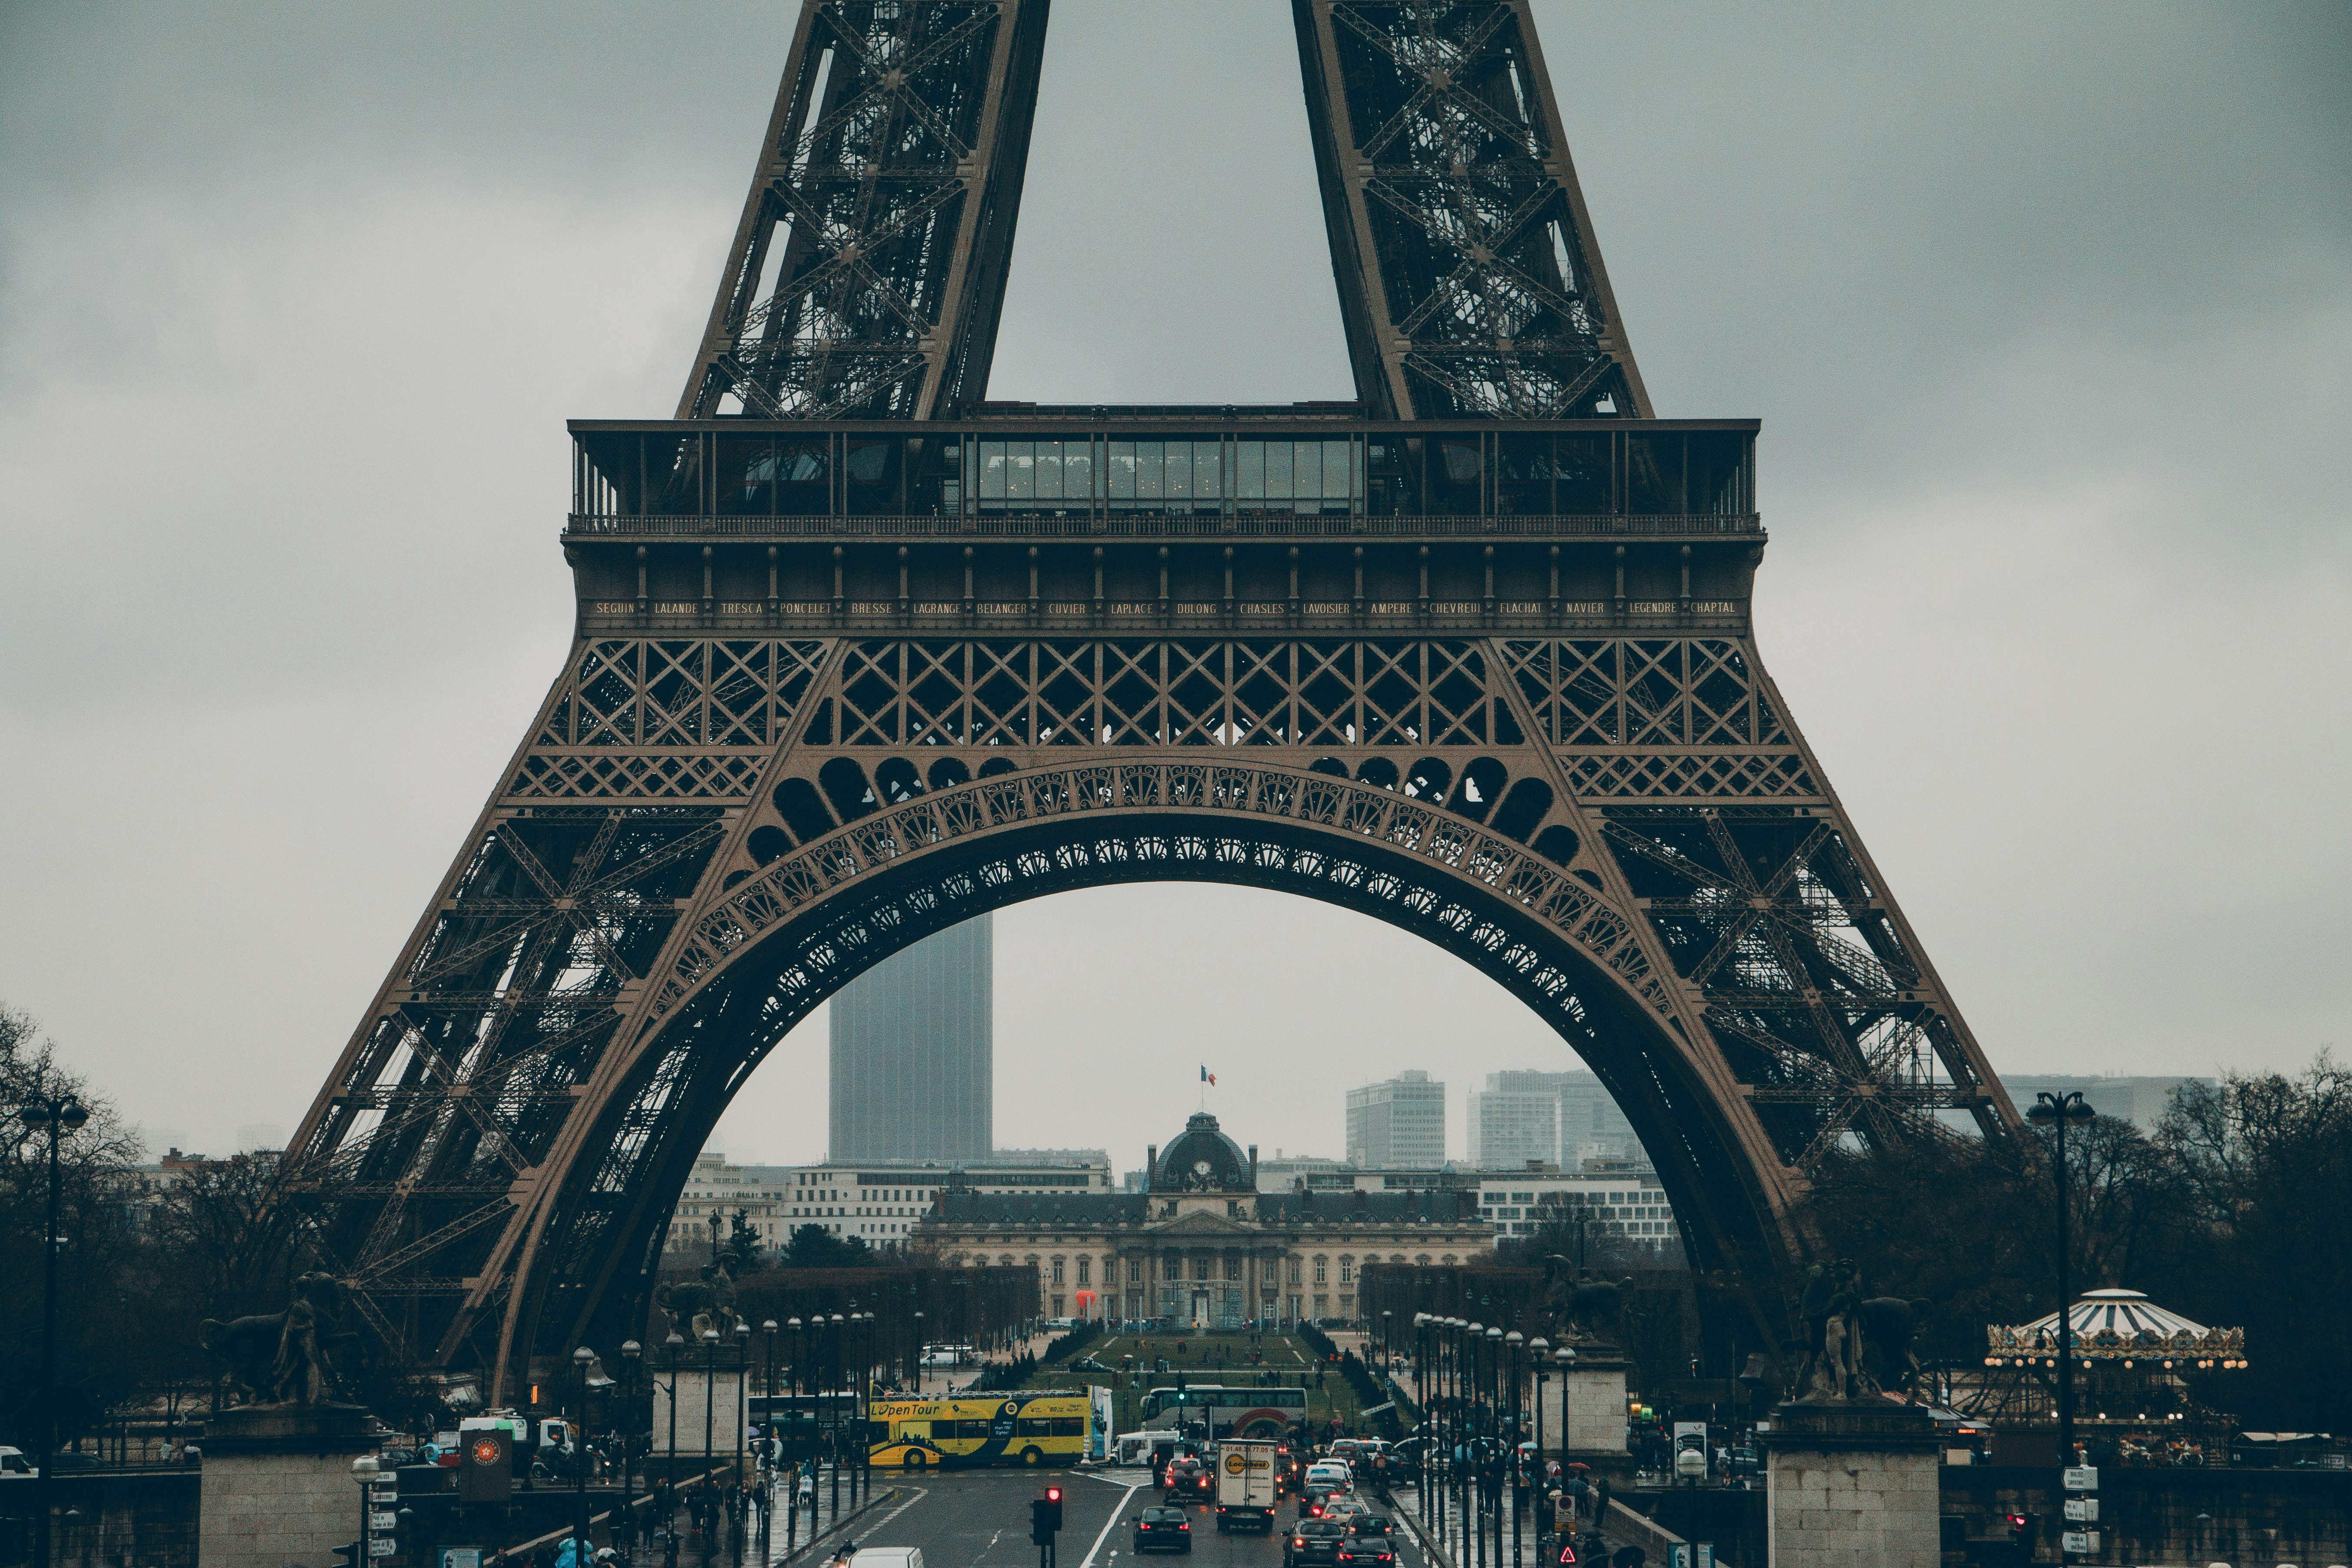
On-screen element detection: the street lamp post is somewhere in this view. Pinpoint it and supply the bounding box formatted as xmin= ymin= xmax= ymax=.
xmin=1505 ymin=1330 xmax=1523 ymax=1568
xmin=665 ymin=1331 xmax=684 ymax=1485
xmin=18 ymin=1090 xmax=89 ymax=1568
xmin=829 ymin=1313 xmax=845 ymax=1515
xmin=735 ymin=1320 xmax=753 ymax=1496
xmin=572 ymin=1344 xmax=596 ymax=1559
xmin=701 ymin=1326 xmax=720 ymax=1523
xmin=761 ymin=1318 xmax=779 ymax=1488
xmin=620 ymin=1341 xmax=642 ymax=1509
xmin=1529 ymin=1338 xmax=1549 ymax=1560
xmin=913 ymin=1310 xmax=926 ymax=1395
xmin=352 ymin=1454 xmax=379 ymax=1568
xmin=2028 ymin=1092 xmax=2096 ymax=1475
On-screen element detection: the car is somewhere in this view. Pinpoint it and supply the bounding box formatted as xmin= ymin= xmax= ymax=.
xmin=1306 ymin=1460 xmax=1352 ymax=1489
xmin=1336 ymin=1530 xmax=1396 ymax=1568
xmin=1134 ymin=1506 xmax=1194 ymax=1554
xmin=1283 ymin=1520 xmax=1350 ymax=1568
xmin=1163 ymin=1456 xmax=1214 ymax=1501
xmin=1296 ymin=1485 xmax=1338 ymax=1520
xmin=1072 ymin=1356 xmax=1112 ymax=1373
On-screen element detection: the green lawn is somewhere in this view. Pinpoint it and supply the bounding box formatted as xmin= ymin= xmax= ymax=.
xmin=1015 ymin=1330 xmax=1388 ymax=1437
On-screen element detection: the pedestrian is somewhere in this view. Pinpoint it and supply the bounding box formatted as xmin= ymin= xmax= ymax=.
xmin=1594 ymin=1472 xmax=1612 ymax=1524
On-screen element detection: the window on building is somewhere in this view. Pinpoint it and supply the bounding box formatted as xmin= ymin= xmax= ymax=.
xmin=1288 ymin=1260 xmax=1301 ymax=1285
xmin=1314 ymin=1260 xmax=1327 ymax=1285
xmin=1076 ymin=1258 xmax=1090 ymax=1286
xmin=1129 ymin=1259 xmax=1143 ymax=1284
xmin=1225 ymin=1257 xmax=1241 ymax=1282
xmin=1051 ymin=1259 xmax=1065 ymax=1285
xmin=1339 ymin=1259 xmax=1352 ymax=1284
xmin=1194 ymin=1257 xmax=1213 ymax=1282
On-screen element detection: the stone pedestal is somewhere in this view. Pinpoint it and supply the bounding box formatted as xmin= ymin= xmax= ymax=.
xmin=1758 ymin=1398 xmax=1940 ymax=1568
xmin=197 ymin=1404 xmax=382 ymax=1568
xmin=651 ymin=1367 xmax=746 ymax=1475
xmin=1558 ymin=1345 xmax=1631 ymax=1457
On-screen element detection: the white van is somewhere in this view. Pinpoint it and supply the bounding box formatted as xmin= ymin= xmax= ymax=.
xmin=845 ymin=1549 xmax=924 ymax=1568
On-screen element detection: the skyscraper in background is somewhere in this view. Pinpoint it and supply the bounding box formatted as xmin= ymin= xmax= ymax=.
xmin=1345 ymin=1071 xmax=1446 ymax=1167
xmin=1467 ymin=1087 xmax=1559 ymax=1168
xmin=1488 ymin=1068 xmax=1649 ymax=1167
xmin=828 ymin=914 xmax=992 ymax=1162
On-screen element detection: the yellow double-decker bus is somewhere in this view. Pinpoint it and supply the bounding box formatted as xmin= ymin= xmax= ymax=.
xmin=868 ymin=1390 xmax=1089 ymax=1469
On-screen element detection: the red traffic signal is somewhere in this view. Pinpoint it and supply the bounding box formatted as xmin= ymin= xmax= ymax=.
xmin=1046 ymin=1486 xmax=1063 ymax=1503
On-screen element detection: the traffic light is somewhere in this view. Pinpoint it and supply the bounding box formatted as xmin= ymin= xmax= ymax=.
xmin=1031 ymin=1487 xmax=1064 ymax=1544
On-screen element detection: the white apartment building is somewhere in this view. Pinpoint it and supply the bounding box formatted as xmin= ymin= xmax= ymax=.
xmin=667 ymin=1151 xmax=1114 ymax=1253
xmin=1467 ymin=1088 xmax=1561 ymax=1169
xmin=1345 ymin=1071 xmax=1447 ymax=1167
xmin=1272 ymin=1160 xmax=1681 ymax=1250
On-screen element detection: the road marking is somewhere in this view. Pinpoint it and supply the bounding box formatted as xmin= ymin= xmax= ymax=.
xmin=1076 ymin=1482 xmax=1145 ymax=1568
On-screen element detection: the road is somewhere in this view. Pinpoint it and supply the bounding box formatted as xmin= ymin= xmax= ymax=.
xmin=804 ymin=1469 xmax=1445 ymax=1568
xmin=664 ymin=1467 xmax=1611 ymax=1568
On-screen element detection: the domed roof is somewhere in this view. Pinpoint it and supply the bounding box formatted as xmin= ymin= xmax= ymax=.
xmin=1155 ymin=1113 xmax=1252 ymax=1192
xmin=2019 ymin=1289 xmax=2208 ymax=1341
xmin=1986 ymin=1287 xmax=2247 ymax=1364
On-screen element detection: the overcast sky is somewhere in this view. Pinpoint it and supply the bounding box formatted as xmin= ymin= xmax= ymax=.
xmin=2 ymin=3 xmax=2346 ymax=1169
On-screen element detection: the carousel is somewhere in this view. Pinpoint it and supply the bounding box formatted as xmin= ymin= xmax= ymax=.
xmin=1958 ymin=1289 xmax=2247 ymax=1466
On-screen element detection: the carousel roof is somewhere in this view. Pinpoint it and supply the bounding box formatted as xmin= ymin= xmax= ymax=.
xmin=2019 ymin=1289 xmax=2208 ymax=1340
xmin=1986 ymin=1287 xmax=2247 ymax=1364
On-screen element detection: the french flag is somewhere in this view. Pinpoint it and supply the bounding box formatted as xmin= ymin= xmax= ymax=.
xmin=1200 ymin=1065 xmax=1216 ymax=1086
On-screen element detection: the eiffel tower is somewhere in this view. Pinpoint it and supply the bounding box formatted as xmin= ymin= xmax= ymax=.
xmin=280 ymin=0 xmax=2017 ymax=1397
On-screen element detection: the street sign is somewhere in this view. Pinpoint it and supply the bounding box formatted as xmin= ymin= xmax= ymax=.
xmin=441 ymin=1552 xmax=481 ymax=1568
xmin=2061 ymin=1466 xmax=2098 ymax=1491
xmin=1668 ymin=1548 xmax=1691 ymax=1568
xmin=1696 ymin=1547 xmax=1713 ymax=1568
xmin=2063 ymin=1498 xmax=2099 ymax=1523
xmin=369 ymin=1540 xmax=397 ymax=1558
xmin=370 ymin=1512 xmax=398 ymax=1531
xmin=2060 ymin=1530 xmax=2099 ymax=1555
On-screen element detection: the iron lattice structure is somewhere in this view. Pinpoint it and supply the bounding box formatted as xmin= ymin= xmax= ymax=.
xmin=279 ymin=0 xmax=2018 ymax=1398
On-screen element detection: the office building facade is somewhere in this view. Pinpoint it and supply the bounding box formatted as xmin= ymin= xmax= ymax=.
xmin=1345 ymin=1071 xmax=1447 ymax=1167
xmin=1487 ymin=1068 xmax=1649 ymax=1167
xmin=828 ymin=914 xmax=993 ymax=1163
xmin=1468 ymin=1088 xmax=1562 ymax=1169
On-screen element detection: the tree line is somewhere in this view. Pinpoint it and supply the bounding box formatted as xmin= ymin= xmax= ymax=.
xmin=1804 ymin=1055 xmax=2352 ymax=1432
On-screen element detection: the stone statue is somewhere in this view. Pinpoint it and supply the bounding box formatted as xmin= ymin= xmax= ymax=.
xmin=657 ymin=1260 xmax=746 ymax=1343
xmin=200 ymin=1311 xmax=286 ymax=1406
xmin=201 ymin=1271 xmax=365 ymax=1407
xmin=1796 ymin=1259 xmax=1868 ymax=1401
xmin=1541 ymin=1256 xmax=1630 ymax=1345
xmin=1857 ymin=1297 xmax=1931 ymax=1397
